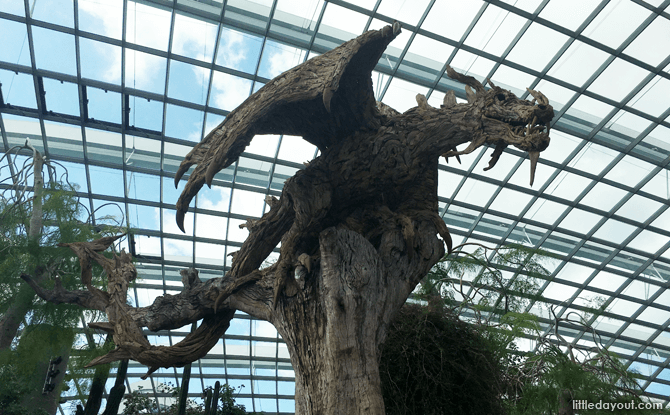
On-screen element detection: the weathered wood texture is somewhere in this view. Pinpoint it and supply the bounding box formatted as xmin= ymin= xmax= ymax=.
xmin=25 ymin=23 xmax=553 ymax=414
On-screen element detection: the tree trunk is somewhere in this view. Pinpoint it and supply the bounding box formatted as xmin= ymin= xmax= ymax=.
xmin=102 ymin=359 xmax=128 ymax=415
xmin=0 ymin=151 xmax=43 ymax=350
xmin=272 ymin=223 xmax=443 ymax=414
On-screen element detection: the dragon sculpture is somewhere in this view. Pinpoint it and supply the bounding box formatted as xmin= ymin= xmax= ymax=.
xmin=24 ymin=22 xmax=553 ymax=414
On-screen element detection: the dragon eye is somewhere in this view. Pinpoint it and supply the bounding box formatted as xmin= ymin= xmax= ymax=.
xmin=538 ymin=104 xmax=547 ymax=110
xmin=495 ymin=93 xmax=505 ymax=101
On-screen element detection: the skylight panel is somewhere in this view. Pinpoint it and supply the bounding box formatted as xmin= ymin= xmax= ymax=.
xmin=545 ymin=171 xmax=591 ymax=201
xmin=464 ymin=4 xmax=526 ymax=57
xmin=449 ymin=50 xmax=496 ymax=83
xmin=44 ymin=120 xmax=84 ymax=160
xmin=215 ymin=26 xmax=264 ymax=74
xmin=627 ymin=229 xmax=668 ymax=254
xmin=276 ymin=135 xmax=317 ymax=164
xmin=616 ymin=194 xmax=664 ymax=222
xmin=0 ymin=18 xmax=30 ymax=66
xmin=580 ymin=182 xmax=628 ymax=212
xmin=79 ymin=38 xmax=122 ymax=84
xmin=582 ymin=0 xmax=651 ymax=50
xmin=31 ymin=27 xmax=76 ymax=75
xmin=538 ymin=0 xmax=600 ymax=31
xmin=245 ymin=134 xmax=280 ymax=158
xmin=568 ymin=142 xmax=618 ymax=176
xmin=172 ymin=13 xmax=218 ymax=63
xmin=566 ymin=94 xmax=615 ymax=127
xmin=587 ymin=57 xmax=652 ymax=103
xmin=257 ymin=40 xmax=307 ymax=79
xmin=589 ymin=270 xmax=627 ymax=292
xmin=164 ymin=104 xmax=204 ymax=141
xmin=377 ymin=0 xmax=431 ymax=26
xmin=0 ymin=70 xmax=36 ymax=108
xmin=78 ymin=0 xmax=123 ymax=39
xmin=558 ymin=207 xmax=601 ymax=234
xmin=127 ymin=204 xmax=159 ymax=231
xmin=86 ymin=128 xmax=122 ymax=165
xmin=608 ymin=297 xmax=642 ymax=318
xmin=628 ymin=75 xmax=670 ymax=118
xmin=607 ymin=109 xmax=653 ymax=139
xmin=195 ymin=212 xmax=228 ymax=240
xmin=126 ymin=0 xmax=172 ymax=51
xmin=86 ymin=87 xmax=121 ymax=124
xmin=488 ymin=188 xmax=533 ymax=216
xmin=437 ymin=169 xmax=460 ymax=200
xmin=126 ymin=171 xmax=160 ymax=202
xmin=42 ymin=78 xmax=80 ymax=116
xmin=525 ymin=197 xmax=567 ymax=225
xmin=640 ymin=166 xmax=670 ymax=199
xmin=624 ymin=16 xmax=670 ymax=68
xmin=168 ymin=59 xmax=210 ymax=106
xmin=421 ymin=0 xmax=484 ymax=42
xmin=31 ymin=0 xmax=74 ymax=27
xmin=507 ymin=23 xmax=569 ymax=72
xmin=164 ymin=208 xmax=192 ymax=236
xmin=0 ymin=1 xmax=24 ymax=16
xmin=125 ymin=50 xmax=167 ymax=94
xmin=592 ymin=218 xmax=636 ymax=244
xmin=319 ymin=3 xmax=368 ymax=38
xmin=546 ymin=40 xmax=609 ymax=89
xmin=542 ymin=282 xmax=578 ymax=302
xmin=604 ymin=155 xmax=655 ymax=189
xmin=129 ymin=96 xmax=164 ymax=131
xmin=197 ymin=186 xmax=231 ymax=213
xmin=195 ymin=241 xmax=225 ymax=266
xmin=163 ymin=236 xmax=194 ymax=262
xmin=532 ymin=80 xmax=575 ymax=111
xmin=490 ymin=65 xmax=537 ymax=97
xmin=274 ymin=0 xmax=324 ymax=31
xmin=89 ymin=165 xmax=124 ymax=198
xmin=453 ymin=178 xmax=498 ymax=208
xmin=637 ymin=306 xmax=670 ymax=325
xmin=381 ymin=77 xmax=429 ymax=113
xmin=230 ymin=188 xmax=266 ymax=216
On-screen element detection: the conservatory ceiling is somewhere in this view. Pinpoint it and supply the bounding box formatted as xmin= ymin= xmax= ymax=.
xmin=1 ymin=0 xmax=670 ymax=412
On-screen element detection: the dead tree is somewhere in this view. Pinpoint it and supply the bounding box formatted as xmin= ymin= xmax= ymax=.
xmin=24 ymin=23 xmax=553 ymax=415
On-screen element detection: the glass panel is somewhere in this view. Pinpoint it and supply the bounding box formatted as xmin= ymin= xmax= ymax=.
xmin=464 ymin=4 xmax=526 ymax=56
xmin=558 ymin=207 xmax=601 ymax=234
xmin=566 ymin=94 xmax=615 ymax=128
xmin=547 ymin=40 xmax=609 ymax=88
xmin=406 ymin=34 xmax=455 ymax=72
xmin=128 ymin=96 xmax=164 ymax=131
xmin=195 ymin=212 xmax=228 ymax=240
xmin=615 ymin=194 xmax=663 ymax=222
xmin=195 ymin=241 xmax=224 ymax=265
xmin=86 ymin=128 xmax=123 ymax=165
xmin=422 ymin=0 xmax=483 ymax=41
xmin=603 ymin=155 xmax=655 ymax=189
xmin=624 ymin=15 xmax=670 ymax=67
xmin=44 ymin=120 xmax=84 ymax=160
xmin=588 ymin=58 xmax=651 ymax=103
xmin=606 ymin=109 xmax=652 ymax=140
xmin=125 ymin=50 xmax=167 ymax=94
xmin=216 ymin=26 xmax=264 ymax=74
xmin=580 ymin=182 xmax=628 ymax=212
xmin=79 ymin=38 xmax=122 ymax=84
xmin=592 ymin=218 xmax=636 ymax=244
xmin=209 ymin=71 xmax=252 ymax=111
xmin=164 ymin=104 xmax=204 ymax=141
xmin=86 ymin=87 xmax=121 ymax=124
xmin=507 ymin=23 xmax=569 ymax=72
xmin=230 ymin=188 xmax=266 ymax=217
xmin=276 ymin=135 xmax=317 ymax=164
xmin=245 ymin=134 xmax=280 ymax=158
xmin=89 ymin=165 xmax=124 ymax=197
xmin=627 ymin=230 xmax=668 ymax=254
xmin=525 ymin=197 xmax=567 ymax=225
xmin=172 ymin=13 xmax=218 ymax=62
xmin=381 ymin=77 xmax=429 ymax=113
xmin=545 ymin=171 xmax=591 ymax=201
xmin=0 ymin=17 xmax=31 ymax=66
xmin=453 ymin=178 xmax=497 ymax=207
xmin=318 ymin=3 xmax=368 ymax=38
xmin=0 ymin=0 xmax=25 ymax=16
xmin=32 ymin=0 xmax=74 ymax=27
xmin=532 ymin=79 xmax=576 ymax=111
xmin=78 ymin=0 xmax=123 ymax=39
xmin=568 ymin=142 xmax=617 ymax=176
xmin=489 ymin=188 xmax=533 ymax=216
xmin=126 ymin=0 xmax=172 ymax=51
xmin=0 ymin=70 xmax=37 ymax=108
xmin=126 ymin=171 xmax=160 ymax=202
xmin=168 ymin=59 xmax=210 ymax=106
xmin=538 ymin=0 xmax=600 ymax=31
xmin=641 ymin=166 xmax=670 ymax=199
xmin=629 ymin=75 xmax=670 ymax=118
xmin=257 ymin=40 xmax=307 ymax=80
xmin=449 ymin=50 xmax=496 ymax=83
xmin=490 ymin=65 xmax=537 ymax=97
xmin=583 ymin=0 xmax=651 ymax=50
xmin=42 ymin=78 xmax=79 ymax=116
xmin=32 ymin=27 xmax=76 ymax=75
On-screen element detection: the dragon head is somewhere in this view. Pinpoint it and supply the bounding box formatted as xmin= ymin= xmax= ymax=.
xmin=441 ymin=65 xmax=554 ymax=186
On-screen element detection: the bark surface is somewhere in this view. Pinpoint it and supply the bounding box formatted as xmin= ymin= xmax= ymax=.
xmin=25 ymin=23 xmax=553 ymax=415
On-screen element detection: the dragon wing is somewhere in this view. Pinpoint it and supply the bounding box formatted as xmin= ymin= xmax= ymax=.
xmin=175 ymin=23 xmax=401 ymax=231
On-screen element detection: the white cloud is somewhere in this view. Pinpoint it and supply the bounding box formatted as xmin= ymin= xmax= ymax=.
xmin=265 ymin=45 xmax=306 ymax=78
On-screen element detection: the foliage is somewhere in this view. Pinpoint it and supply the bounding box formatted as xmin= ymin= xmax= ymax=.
xmin=121 ymin=383 xmax=258 ymax=415
xmin=414 ymin=242 xmax=670 ymax=415
xmin=0 ymin=360 xmax=48 ymax=415
xmin=379 ymin=298 xmax=505 ymax=415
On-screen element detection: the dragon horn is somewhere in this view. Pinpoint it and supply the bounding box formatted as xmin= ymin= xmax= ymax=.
xmin=529 ymin=151 xmax=540 ymax=186
xmin=446 ymin=65 xmax=485 ymax=94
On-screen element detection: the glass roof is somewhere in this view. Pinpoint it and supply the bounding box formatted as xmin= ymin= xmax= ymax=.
xmin=1 ymin=0 xmax=670 ymax=412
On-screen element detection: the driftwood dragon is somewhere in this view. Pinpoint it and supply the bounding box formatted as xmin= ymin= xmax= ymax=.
xmin=25 ymin=23 xmax=553 ymax=414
